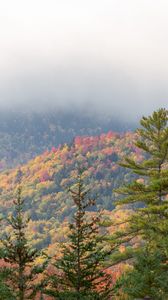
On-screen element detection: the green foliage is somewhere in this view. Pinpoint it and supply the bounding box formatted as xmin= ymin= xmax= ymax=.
xmin=45 ymin=289 xmax=107 ymax=300
xmin=116 ymin=108 xmax=168 ymax=238
xmin=0 ymin=183 xmax=48 ymax=300
xmin=46 ymin=171 xmax=112 ymax=299
xmin=0 ymin=267 xmax=16 ymax=300
xmin=114 ymin=108 xmax=168 ymax=298
xmin=116 ymin=246 xmax=168 ymax=300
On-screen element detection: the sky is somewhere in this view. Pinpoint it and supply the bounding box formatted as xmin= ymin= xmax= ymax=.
xmin=0 ymin=0 xmax=168 ymax=119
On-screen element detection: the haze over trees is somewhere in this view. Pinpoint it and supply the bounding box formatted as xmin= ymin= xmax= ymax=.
xmin=0 ymin=108 xmax=167 ymax=299
xmin=0 ymin=110 xmax=135 ymax=169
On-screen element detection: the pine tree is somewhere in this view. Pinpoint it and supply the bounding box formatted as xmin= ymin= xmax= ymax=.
xmin=46 ymin=171 xmax=112 ymax=299
xmin=0 ymin=183 xmax=48 ymax=300
xmin=116 ymin=245 xmax=168 ymax=300
xmin=0 ymin=266 xmax=15 ymax=300
xmin=116 ymin=108 xmax=168 ymax=244
xmin=113 ymin=108 xmax=168 ymax=298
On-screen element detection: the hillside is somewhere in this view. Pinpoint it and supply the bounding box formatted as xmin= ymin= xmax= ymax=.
xmin=0 ymin=109 xmax=136 ymax=169
xmin=0 ymin=131 xmax=142 ymax=249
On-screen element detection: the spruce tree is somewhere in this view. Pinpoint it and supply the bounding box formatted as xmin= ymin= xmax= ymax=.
xmin=0 ymin=183 xmax=48 ymax=300
xmin=46 ymin=171 xmax=112 ymax=300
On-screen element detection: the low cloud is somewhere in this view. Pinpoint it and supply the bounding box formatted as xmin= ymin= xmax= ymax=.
xmin=0 ymin=0 xmax=167 ymax=119
xmin=0 ymin=60 xmax=167 ymax=120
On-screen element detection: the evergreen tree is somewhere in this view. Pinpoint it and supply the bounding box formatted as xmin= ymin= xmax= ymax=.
xmin=116 ymin=246 xmax=168 ymax=300
xmin=116 ymin=108 xmax=168 ymax=244
xmin=0 ymin=267 xmax=15 ymax=300
xmin=0 ymin=183 xmax=48 ymax=300
xmin=114 ymin=108 xmax=168 ymax=298
xmin=46 ymin=171 xmax=112 ymax=299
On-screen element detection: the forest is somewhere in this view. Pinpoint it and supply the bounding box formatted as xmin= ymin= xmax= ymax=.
xmin=0 ymin=109 xmax=135 ymax=169
xmin=0 ymin=108 xmax=167 ymax=300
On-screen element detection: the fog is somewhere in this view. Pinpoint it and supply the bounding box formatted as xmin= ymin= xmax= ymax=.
xmin=0 ymin=0 xmax=167 ymax=120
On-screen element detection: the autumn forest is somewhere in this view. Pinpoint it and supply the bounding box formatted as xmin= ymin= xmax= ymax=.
xmin=0 ymin=108 xmax=167 ymax=299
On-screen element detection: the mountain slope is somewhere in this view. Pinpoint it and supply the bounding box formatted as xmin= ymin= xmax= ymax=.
xmin=0 ymin=131 xmax=142 ymax=249
xmin=0 ymin=110 xmax=136 ymax=169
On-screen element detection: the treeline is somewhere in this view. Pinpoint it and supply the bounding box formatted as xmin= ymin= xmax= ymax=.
xmin=0 ymin=108 xmax=167 ymax=299
xmin=0 ymin=109 xmax=134 ymax=169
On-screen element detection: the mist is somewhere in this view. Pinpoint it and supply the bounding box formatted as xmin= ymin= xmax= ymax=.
xmin=0 ymin=0 xmax=168 ymax=120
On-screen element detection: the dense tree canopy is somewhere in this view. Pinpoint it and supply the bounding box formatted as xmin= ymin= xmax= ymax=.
xmin=115 ymin=108 xmax=168 ymax=298
xmin=0 ymin=108 xmax=167 ymax=299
